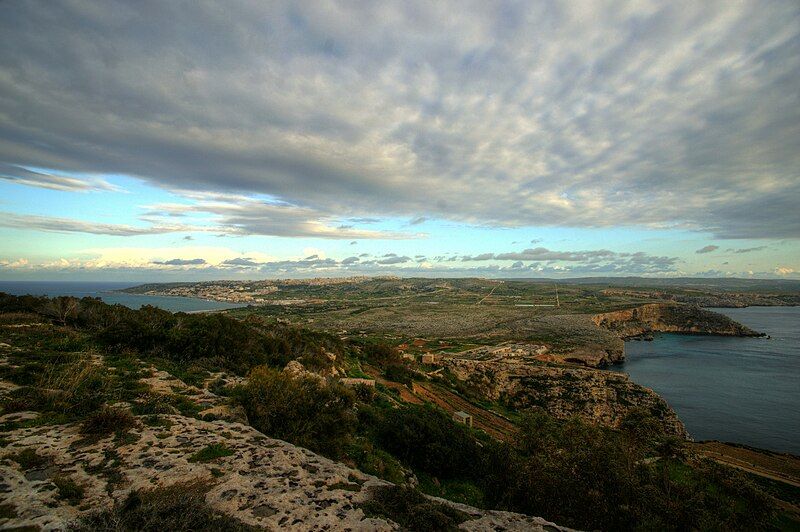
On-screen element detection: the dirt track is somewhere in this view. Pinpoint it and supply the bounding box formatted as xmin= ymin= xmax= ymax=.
xmin=693 ymin=441 xmax=800 ymax=487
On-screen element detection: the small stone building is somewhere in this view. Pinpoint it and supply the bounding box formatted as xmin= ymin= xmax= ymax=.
xmin=453 ymin=411 xmax=473 ymax=427
xmin=420 ymin=353 xmax=437 ymax=365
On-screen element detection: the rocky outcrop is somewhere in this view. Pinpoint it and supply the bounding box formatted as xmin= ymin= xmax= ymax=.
xmin=442 ymin=357 xmax=688 ymax=438
xmin=592 ymin=303 xmax=761 ymax=339
xmin=0 ymin=418 xmax=569 ymax=531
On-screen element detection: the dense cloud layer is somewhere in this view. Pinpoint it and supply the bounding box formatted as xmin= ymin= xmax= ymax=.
xmin=1 ymin=1 xmax=798 ymax=239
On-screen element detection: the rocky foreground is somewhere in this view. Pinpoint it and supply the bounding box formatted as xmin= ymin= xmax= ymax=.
xmin=0 ymin=358 xmax=569 ymax=532
xmin=0 ymin=416 xmax=569 ymax=531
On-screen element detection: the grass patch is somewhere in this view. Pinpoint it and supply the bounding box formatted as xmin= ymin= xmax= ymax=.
xmin=80 ymin=407 xmax=137 ymax=436
xmin=188 ymin=443 xmax=234 ymax=463
xmin=72 ymin=480 xmax=257 ymax=531
xmin=417 ymin=474 xmax=485 ymax=508
xmin=52 ymin=475 xmax=84 ymax=504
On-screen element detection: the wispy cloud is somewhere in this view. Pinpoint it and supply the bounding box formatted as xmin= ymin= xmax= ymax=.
xmin=0 ymin=163 xmax=121 ymax=193
xmin=0 ymin=212 xmax=193 ymax=236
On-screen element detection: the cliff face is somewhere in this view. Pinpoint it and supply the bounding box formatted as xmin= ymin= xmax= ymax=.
xmin=442 ymin=357 xmax=688 ymax=438
xmin=592 ymin=303 xmax=761 ymax=339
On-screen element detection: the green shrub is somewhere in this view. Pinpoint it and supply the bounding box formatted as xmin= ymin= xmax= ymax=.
xmin=375 ymin=404 xmax=481 ymax=480
xmin=360 ymin=341 xmax=402 ymax=367
xmin=360 ymin=485 xmax=469 ymax=532
xmin=383 ymin=364 xmax=415 ymax=385
xmin=236 ymin=366 xmax=355 ymax=457
xmin=346 ymin=439 xmax=406 ymax=485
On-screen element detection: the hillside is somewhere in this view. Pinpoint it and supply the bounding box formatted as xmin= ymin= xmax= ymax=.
xmin=0 ymin=292 xmax=794 ymax=531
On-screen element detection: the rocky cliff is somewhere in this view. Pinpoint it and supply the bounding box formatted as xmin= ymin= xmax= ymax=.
xmin=442 ymin=357 xmax=688 ymax=438
xmin=592 ymin=303 xmax=761 ymax=339
xmin=0 ymin=415 xmax=571 ymax=531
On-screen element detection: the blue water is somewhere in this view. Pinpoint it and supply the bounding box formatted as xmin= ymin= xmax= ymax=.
xmin=612 ymin=306 xmax=800 ymax=454
xmin=0 ymin=281 xmax=243 ymax=312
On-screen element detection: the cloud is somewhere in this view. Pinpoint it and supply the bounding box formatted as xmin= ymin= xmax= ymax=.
xmin=0 ymin=212 xmax=194 ymax=236
xmin=221 ymin=257 xmax=261 ymax=267
xmin=409 ymin=216 xmax=427 ymax=225
xmin=151 ymin=258 xmax=206 ymax=266
xmin=377 ymin=255 xmax=412 ymax=265
xmin=142 ymin=195 xmax=420 ymax=239
xmin=775 ymin=266 xmax=795 ymax=276
xmin=695 ymin=245 xmax=719 ymax=254
xmin=0 ymin=163 xmax=120 ymax=192
xmin=460 ymin=246 xmax=678 ymax=274
xmin=0 ymin=2 xmax=797 ymax=239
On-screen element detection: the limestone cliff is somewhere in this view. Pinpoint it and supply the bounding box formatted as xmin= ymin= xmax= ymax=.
xmin=592 ymin=303 xmax=761 ymax=339
xmin=442 ymin=357 xmax=688 ymax=438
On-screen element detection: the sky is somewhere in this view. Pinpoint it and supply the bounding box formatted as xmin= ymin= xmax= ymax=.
xmin=0 ymin=0 xmax=798 ymax=281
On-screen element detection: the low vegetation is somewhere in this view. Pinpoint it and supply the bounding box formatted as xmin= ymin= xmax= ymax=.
xmin=188 ymin=444 xmax=234 ymax=463
xmin=72 ymin=481 xmax=257 ymax=531
xmin=79 ymin=407 xmax=137 ymax=437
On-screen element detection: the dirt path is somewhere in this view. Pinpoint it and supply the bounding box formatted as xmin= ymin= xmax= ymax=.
xmin=411 ymin=382 xmax=518 ymax=442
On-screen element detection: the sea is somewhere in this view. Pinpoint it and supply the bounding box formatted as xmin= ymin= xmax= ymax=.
xmin=0 ymin=281 xmax=243 ymax=312
xmin=612 ymin=306 xmax=800 ymax=455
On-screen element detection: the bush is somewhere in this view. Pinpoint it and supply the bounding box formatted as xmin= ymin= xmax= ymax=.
xmin=71 ymin=481 xmax=257 ymax=531
xmin=383 ymin=364 xmax=416 ymax=386
xmin=80 ymin=407 xmax=137 ymax=436
xmin=360 ymin=485 xmax=469 ymax=532
xmin=375 ymin=404 xmax=482 ymax=480
xmin=236 ymin=366 xmax=356 ymax=457
xmin=360 ymin=341 xmax=402 ymax=367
